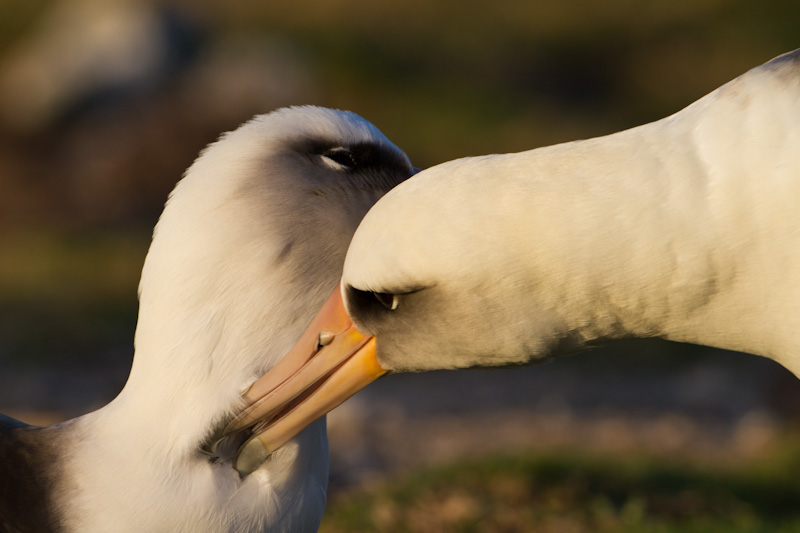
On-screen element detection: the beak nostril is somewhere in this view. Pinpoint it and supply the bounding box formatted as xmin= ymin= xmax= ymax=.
xmin=316 ymin=330 xmax=335 ymax=350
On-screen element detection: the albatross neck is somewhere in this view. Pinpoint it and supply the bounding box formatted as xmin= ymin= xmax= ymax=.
xmin=504 ymin=77 xmax=800 ymax=372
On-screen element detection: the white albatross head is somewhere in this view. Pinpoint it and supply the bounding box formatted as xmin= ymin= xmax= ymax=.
xmin=55 ymin=106 xmax=414 ymax=532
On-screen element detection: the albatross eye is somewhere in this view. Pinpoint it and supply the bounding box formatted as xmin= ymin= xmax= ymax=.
xmin=322 ymin=148 xmax=357 ymax=170
xmin=373 ymin=292 xmax=399 ymax=311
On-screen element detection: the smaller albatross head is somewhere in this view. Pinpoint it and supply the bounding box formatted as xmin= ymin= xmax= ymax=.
xmin=65 ymin=106 xmax=417 ymax=531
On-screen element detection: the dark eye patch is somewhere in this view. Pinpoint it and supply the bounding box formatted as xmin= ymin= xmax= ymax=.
xmin=291 ymin=136 xmax=413 ymax=189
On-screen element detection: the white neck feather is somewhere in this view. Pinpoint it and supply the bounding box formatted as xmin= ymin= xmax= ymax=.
xmin=497 ymin=57 xmax=800 ymax=370
xmin=540 ymin=57 xmax=800 ymax=369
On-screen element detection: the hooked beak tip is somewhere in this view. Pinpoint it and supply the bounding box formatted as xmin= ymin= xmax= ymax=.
xmin=235 ymin=438 xmax=270 ymax=478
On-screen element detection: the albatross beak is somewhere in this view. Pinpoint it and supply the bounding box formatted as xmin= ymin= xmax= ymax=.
xmin=226 ymin=284 xmax=387 ymax=476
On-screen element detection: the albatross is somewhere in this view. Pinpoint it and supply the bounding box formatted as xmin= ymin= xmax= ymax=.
xmin=0 ymin=106 xmax=414 ymax=532
xmin=219 ymin=48 xmax=800 ymax=475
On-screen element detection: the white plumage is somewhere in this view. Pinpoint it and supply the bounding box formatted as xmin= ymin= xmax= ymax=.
xmin=0 ymin=106 xmax=413 ymax=532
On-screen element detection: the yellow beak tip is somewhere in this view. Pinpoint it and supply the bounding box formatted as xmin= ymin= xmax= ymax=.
xmin=234 ymin=437 xmax=271 ymax=478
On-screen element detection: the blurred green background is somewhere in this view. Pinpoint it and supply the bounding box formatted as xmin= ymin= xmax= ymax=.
xmin=1 ymin=0 xmax=799 ymax=530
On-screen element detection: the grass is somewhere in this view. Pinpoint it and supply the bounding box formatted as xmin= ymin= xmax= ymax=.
xmin=321 ymin=442 xmax=800 ymax=532
xmin=0 ymin=0 xmax=47 ymax=50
